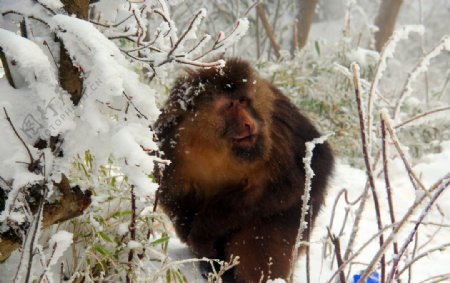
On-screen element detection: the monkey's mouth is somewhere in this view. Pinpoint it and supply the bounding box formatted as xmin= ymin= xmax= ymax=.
xmin=232 ymin=134 xmax=257 ymax=147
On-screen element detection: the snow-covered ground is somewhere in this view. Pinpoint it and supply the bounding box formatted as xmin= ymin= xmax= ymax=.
xmin=163 ymin=142 xmax=450 ymax=282
xmin=300 ymin=142 xmax=450 ymax=282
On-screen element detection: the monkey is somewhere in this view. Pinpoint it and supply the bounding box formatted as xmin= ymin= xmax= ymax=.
xmin=154 ymin=58 xmax=334 ymax=282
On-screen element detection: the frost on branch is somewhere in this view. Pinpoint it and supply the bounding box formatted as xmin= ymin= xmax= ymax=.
xmin=295 ymin=133 xmax=333 ymax=249
xmin=393 ymin=35 xmax=450 ymax=119
xmin=90 ymin=1 xmax=249 ymax=81
xmin=367 ymin=25 xmax=425 ymax=148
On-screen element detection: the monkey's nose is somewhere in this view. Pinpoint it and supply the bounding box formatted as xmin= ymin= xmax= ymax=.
xmin=244 ymin=122 xmax=256 ymax=135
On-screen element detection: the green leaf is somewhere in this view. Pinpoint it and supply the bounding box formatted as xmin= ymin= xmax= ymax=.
xmin=174 ymin=269 xmax=187 ymax=283
xmin=150 ymin=235 xmax=170 ymax=246
xmin=98 ymin=231 xmax=113 ymax=243
xmin=315 ymin=40 xmax=321 ymax=56
xmin=94 ymin=244 xmax=112 ymax=257
xmin=111 ymin=210 xmax=132 ymax=219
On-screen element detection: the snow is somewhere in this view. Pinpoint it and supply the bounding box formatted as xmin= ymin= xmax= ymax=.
xmin=46 ymin=230 xmax=73 ymax=270
xmin=47 ymin=14 xmax=161 ymax=194
xmin=213 ymin=18 xmax=249 ymax=54
xmin=0 ymin=0 xmax=449 ymax=282
xmin=0 ymin=29 xmax=57 ymax=88
xmin=38 ymin=0 xmax=63 ymax=11
xmin=128 ymin=240 xmax=143 ymax=250
xmin=296 ymin=144 xmax=450 ymax=282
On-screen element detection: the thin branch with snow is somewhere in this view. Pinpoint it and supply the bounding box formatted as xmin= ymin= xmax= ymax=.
xmin=351 ymin=62 xmax=386 ymax=281
xmin=393 ymin=36 xmax=450 ymax=119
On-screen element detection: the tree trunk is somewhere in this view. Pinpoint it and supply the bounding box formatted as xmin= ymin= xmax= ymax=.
xmin=374 ymin=0 xmax=403 ymax=52
xmin=296 ymin=0 xmax=318 ymax=50
xmin=59 ymin=0 xmax=89 ymax=105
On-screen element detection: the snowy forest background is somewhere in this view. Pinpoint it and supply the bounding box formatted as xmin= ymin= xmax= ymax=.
xmin=0 ymin=0 xmax=449 ymax=282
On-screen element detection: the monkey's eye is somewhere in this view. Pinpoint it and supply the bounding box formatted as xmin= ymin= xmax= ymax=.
xmin=223 ymin=83 xmax=235 ymax=91
xmin=228 ymin=101 xmax=235 ymax=108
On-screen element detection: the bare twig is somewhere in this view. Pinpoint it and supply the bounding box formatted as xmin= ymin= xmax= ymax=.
xmin=367 ymin=25 xmax=425 ymax=148
xmin=187 ymin=34 xmax=210 ymax=55
xmin=167 ymin=9 xmax=205 ymax=58
xmin=398 ymin=242 xmax=450 ymax=276
xmin=343 ymin=181 xmax=370 ymax=261
xmin=34 ymin=0 xmax=57 ymax=15
xmin=394 ymin=106 xmax=450 ymax=129
xmin=328 ymin=229 xmax=346 ymax=283
xmin=255 ymin=7 xmax=261 ymax=60
xmin=327 ymin=223 xmax=397 ymax=283
xmin=385 ymin=176 xmax=450 ymax=283
xmin=3 ymin=107 xmax=36 ymax=171
xmin=90 ymin=14 xmax=134 ymax=28
xmin=126 ymin=185 xmax=137 ymax=283
xmin=153 ymin=9 xmax=174 ymax=41
xmin=23 ymin=185 xmax=47 ymax=283
xmin=293 ymin=133 xmax=331 ymax=280
xmin=328 ymin=188 xmax=363 ymax=231
xmin=38 ymin=241 xmax=58 ymax=282
xmin=381 ymin=115 xmax=399 ymax=258
xmin=174 ymin=58 xmax=224 ymax=68
xmin=1 ymin=11 xmax=49 ymax=26
xmin=407 ymin=233 xmax=419 ymax=283
xmin=123 ymin=92 xmax=148 ymax=120
xmin=393 ymin=36 xmax=450 ymax=119
xmin=255 ymin=3 xmax=281 ymax=58
xmin=351 ymin=63 xmax=385 ymax=281
xmin=193 ymin=19 xmax=245 ymax=61
xmin=43 ymin=40 xmax=58 ymax=68
xmin=358 ymin=173 xmax=450 ymax=283
xmin=207 ymin=256 xmax=240 ymax=282
xmin=417 ymin=273 xmax=450 ymax=283
xmin=295 ymin=134 xmax=332 ymax=254
xmin=382 ymin=112 xmax=445 ymax=217
xmin=242 ymin=0 xmax=259 ymax=17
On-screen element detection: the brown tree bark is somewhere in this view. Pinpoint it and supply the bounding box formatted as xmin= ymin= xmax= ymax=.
xmin=374 ymin=0 xmax=403 ymax=52
xmin=59 ymin=0 xmax=89 ymax=105
xmin=296 ymin=0 xmax=318 ymax=50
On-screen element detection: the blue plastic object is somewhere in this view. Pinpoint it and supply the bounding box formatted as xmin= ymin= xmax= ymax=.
xmin=353 ymin=271 xmax=380 ymax=283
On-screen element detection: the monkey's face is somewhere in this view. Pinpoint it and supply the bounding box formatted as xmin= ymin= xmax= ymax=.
xmin=213 ymin=94 xmax=264 ymax=161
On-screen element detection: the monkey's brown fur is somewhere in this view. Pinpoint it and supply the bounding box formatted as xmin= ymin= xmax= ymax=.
xmin=155 ymin=58 xmax=334 ymax=282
